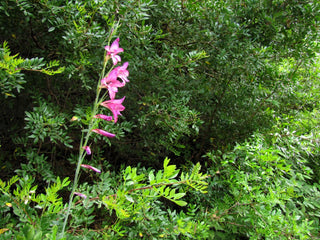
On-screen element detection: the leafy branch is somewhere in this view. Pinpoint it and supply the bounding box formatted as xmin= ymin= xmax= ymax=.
xmin=71 ymin=158 xmax=208 ymax=219
xmin=0 ymin=41 xmax=64 ymax=97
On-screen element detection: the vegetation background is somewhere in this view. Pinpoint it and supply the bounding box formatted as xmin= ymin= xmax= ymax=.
xmin=0 ymin=0 xmax=319 ymax=239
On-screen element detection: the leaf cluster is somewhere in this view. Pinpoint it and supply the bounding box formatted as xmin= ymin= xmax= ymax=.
xmin=0 ymin=159 xmax=208 ymax=239
xmin=0 ymin=41 xmax=64 ymax=97
xmin=0 ymin=0 xmax=319 ymax=239
xmin=202 ymin=108 xmax=320 ymax=239
xmin=0 ymin=175 xmax=69 ymax=239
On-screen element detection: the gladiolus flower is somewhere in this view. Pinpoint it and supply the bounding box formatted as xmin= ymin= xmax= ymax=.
xmin=94 ymin=114 xmax=113 ymax=121
xmin=92 ymin=129 xmax=116 ymax=138
xmin=105 ymin=38 xmax=124 ymax=65
xmin=81 ymin=164 xmax=101 ymax=173
xmin=74 ymin=192 xmax=87 ymax=199
xmin=100 ymin=97 xmax=125 ymax=123
xmin=101 ymin=69 xmax=125 ymax=99
xmin=114 ymin=62 xmax=129 ymax=83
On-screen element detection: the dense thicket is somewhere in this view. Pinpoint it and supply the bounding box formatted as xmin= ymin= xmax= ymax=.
xmin=0 ymin=0 xmax=319 ymax=239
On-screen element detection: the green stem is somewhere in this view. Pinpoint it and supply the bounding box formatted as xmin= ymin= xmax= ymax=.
xmin=60 ymin=51 xmax=108 ymax=239
xmin=61 ymin=123 xmax=94 ymax=236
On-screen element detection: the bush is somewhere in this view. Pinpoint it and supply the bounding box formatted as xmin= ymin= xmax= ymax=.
xmin=202 ymin=107 xmax=320 ymax=239
xmin=0 ymin=0 xmax=319 ymax=239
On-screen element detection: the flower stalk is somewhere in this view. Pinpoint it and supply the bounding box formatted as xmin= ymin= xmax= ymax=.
xmin=61 ymin=27 xmax=129 ymax=238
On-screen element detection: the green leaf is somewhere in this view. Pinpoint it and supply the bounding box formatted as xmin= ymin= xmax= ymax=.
xmin=173 ymin=200 xmax=187 ymax=207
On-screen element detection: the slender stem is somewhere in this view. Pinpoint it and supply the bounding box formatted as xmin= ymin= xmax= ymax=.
xmin=60 ymin=52 xmax=109 ymax=238
xmin=61 ymin=127 xmax=93 ymax=235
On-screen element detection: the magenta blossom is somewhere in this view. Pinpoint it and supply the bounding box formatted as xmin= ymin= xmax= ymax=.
xmin=74 ymin=192 xmax=87 ymax=199
xmin=100 ymin=97 xmax=125 ymax=123
xmin=114 ymin=62 xmax=129 ymax=83
xmin=82 ymin=146 xmax=91 ymax=155
xmin=101 ymin=69 xmax=125 ymax=99
xmin=105 ymin=38 xmax=124 ymax=65
xmin=92 ymin=129 xmax=116 ymax=138
xmin=106 ymin=80 xmax=123 ymax=100
xmin=101 ymin=68 xmax=118 ymax=85
xmin=94 ymin=114 xmax=113 ymax=122
xmin=81 ymin=164 xmax=101 ymax=173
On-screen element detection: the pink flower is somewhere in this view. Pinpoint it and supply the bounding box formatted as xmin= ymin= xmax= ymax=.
xmin=100 ymin=97 xmax=125 ymax=123
xmin=74 ymin=192 xmax=87 ymax=199
xmin=101 ymin=69 xmax=125 ymax=99
xmin=101 ymin=68 xmax=118 ymax=86
xmin=92 ymin=129 xmax=116 ymax=138
xmin=82 ymin=146 xmax=91 ymax=155
xmin=105 ymin=38 xmax=124 ymax=65
xmin=94 ymin=114 xmax=113 ymax=121
xmin=81 ymin=164 xmax=101 ymax=173
xmin=114 ymin=62 xmax=129 ymax=83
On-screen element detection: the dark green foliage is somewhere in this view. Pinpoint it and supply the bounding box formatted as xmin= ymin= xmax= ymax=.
xmin=24 ymin=102 xmax=72 ymax=148
xmin=1 ymin=0 xmax=319 ymax=163
xmin=0 ymin=0 xmax=320 ymax=239
xmin=113 ymin=0 xmax=320 ymax=162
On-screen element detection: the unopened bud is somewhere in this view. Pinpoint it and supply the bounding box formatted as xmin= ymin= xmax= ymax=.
xmin=71 ymin=116 xmax=79 ymax=121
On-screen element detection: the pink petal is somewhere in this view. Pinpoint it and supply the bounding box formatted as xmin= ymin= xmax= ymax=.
xmin=81 ymin=164 xmax=101 ymax=173
xmin=102 ymin=96 xmax=126 ymax=105
xmin=115 ymin=62 xmax=129 ymax=83
xmin=108 ymin=86 xmax=118 ymax=100
xmin=110 ymin=38 xmax=124 ymax=53
xmin=109 ymin=38 xmax=120 ymax=51
xmin=92 ymin=129 xmax=116 ymax=138
xmin=111 ymin=55 xmax=121 ymax=65
xmin=121 ymin=61 xmax=129 ymax=69
xmin=100 ymin=97 xmax=125 ymax=123
xmin=101 ymin=69 xmax=118 ymax=87
xmin=107 ymin=80 xmax=125 ymax=99
xmin=94 ymin=114 xmax=113 ymax=121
